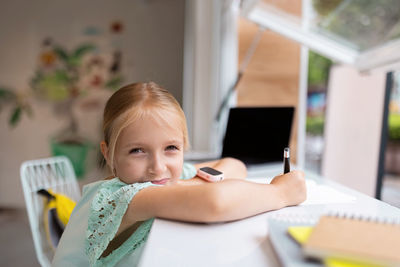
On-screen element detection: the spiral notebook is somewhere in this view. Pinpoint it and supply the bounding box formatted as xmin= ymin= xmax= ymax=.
xmin=268 ymin=213 xmax=320 ymax=267
xmin=268 ymin=213 xmax=400 ymax=267
xmin=303 ymin=215 xmax=400 ymax=266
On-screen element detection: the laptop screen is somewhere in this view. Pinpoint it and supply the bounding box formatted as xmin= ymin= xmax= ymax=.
xmin=221 ymin=107 xmax=294 ymax=165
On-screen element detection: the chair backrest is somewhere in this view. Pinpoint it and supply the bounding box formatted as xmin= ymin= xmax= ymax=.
xmin=20 ymin=156 xmax=81 ymax=267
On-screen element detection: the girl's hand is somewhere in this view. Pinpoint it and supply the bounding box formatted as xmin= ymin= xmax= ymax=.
xmin=270 ymin=170 xmax=307 ymax=207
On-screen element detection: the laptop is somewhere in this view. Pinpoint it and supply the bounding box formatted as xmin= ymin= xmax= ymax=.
xmin=221 ymin=107 xmax=294 ymax=166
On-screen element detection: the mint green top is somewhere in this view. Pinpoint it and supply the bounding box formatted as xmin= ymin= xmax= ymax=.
xmin=85 ymin=179 xmax=156 ymax=266
xmin=52 ymin=163 xmax=196 ymax=267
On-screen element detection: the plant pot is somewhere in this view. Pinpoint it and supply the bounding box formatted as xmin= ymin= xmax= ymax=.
xmin=50 ymin=139 xmax=91 ymax=179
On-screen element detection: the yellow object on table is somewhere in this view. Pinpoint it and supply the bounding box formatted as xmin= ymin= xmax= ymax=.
xmin=287 ymin=220 xmax=392 ymax=267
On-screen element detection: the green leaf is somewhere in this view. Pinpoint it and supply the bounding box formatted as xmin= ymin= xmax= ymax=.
xmin=54 ymin=46 xmax=70 ymax=63
xmin=67 ymin=56 xmax=81 ymax=67
xmin=0 ymin=88 xmax=16 ymax=100
xmin=9 ymin=106 xmax=22 ymax=127
xmin=73 ymin=44 xmax=96 ymax=58
xmin=54 ymin=69 xmax=71 ymax=82
xmin=0 ymin=89 xmax=16 ymax=111
xmin=36 ymin=71 xmax=71 ymax=101
xmin=105 ymin=76 xmax=123 ymax=91
xmin=30 ymin=71 xmax=44 ymax=90
xmin=23 ymin=104 xmax=34 ymax=118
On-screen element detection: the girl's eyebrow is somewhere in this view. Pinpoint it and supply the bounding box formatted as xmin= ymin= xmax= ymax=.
xmin=123 ymin=142 xmax=145 ymax=149
xmin=123 ymin=139 xmax=183 ymax=149
xmin=165 ymin=139 xmax=183 ymax=144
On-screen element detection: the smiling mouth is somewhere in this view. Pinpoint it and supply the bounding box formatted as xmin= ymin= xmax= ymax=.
xmin=151 ymin=178 xmax=170 ymax=185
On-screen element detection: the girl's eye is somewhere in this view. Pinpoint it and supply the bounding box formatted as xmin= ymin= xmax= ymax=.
xmin=166 ymin=145 xmax=179 ymax=151
xmin=130 ymin=148 xmax=144 ymax=154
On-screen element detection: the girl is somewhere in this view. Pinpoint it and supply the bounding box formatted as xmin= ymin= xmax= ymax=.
xmin=53 ymin=82 xmax=306 ymax=267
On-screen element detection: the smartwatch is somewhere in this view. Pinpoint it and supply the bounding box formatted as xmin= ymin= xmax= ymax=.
xmin=197 ymin=167 xmax=224 ymax=182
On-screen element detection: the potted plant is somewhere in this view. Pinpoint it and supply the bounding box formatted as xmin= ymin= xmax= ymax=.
xmin=1 ymin=38 xmax=123 ymax=178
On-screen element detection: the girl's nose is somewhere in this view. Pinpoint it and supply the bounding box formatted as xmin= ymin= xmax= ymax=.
xmin=148 ymin=154 xmax=166 ymax=176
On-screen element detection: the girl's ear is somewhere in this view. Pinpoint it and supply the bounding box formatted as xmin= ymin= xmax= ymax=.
xmin=100 ymin=141 xmax=109 ymax=164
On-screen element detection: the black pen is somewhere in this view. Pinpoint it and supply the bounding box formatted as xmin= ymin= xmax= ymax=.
xmin=283 ymin=147 xmax=290 ymax=174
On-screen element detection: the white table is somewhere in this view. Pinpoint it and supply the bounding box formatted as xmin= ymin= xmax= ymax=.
xmin=139 ymin=165 xmax=400 ymax=267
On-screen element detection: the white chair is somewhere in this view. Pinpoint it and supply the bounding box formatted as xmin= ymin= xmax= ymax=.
xmin=20 ymin=156 xmax=81 ymax=267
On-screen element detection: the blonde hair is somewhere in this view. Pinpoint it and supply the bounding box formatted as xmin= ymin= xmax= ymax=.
xmin=102 ymin=82 xmax=189 ymax=173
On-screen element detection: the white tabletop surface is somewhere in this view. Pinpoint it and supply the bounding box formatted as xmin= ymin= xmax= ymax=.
xmin=139 ymin=165 xmax=400 ymax=267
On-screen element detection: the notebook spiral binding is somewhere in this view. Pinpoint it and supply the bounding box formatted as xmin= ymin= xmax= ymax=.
xmin=268 ymin=212 xmax=320 ymax=225
xmin=324 ymin=211 xmax=400 ymax=225
xmin=268 ymin=210 xmax=400 ymax=225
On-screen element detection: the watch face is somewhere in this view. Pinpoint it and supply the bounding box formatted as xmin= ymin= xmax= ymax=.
xmin=200 ymin=167 xmax=222 ymax=176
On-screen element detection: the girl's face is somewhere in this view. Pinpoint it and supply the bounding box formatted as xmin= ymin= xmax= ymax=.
xmin=111 ymin=115 xmax=184 ymax=185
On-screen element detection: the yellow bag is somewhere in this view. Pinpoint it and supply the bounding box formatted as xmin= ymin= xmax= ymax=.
xmin=37 ymin=189 xmax=76 ymax=250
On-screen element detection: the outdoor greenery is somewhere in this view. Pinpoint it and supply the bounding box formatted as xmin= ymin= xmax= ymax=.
xmin=313 ymin=0 xmax=400 ymax=50
xmin=306 ymin=51 xmax=331 ymax=136
xmin=388 ymin=113 xmax=400 ymax=141
xmin=306 ymin=115 xmax=324 ymax=136
xmin=312 ymin=0 xmax=342 ymax=17
xmin=306 ymin=113 xmax=400 ymax=140
xmin=308 ymin=51 xmax=333 ymax=87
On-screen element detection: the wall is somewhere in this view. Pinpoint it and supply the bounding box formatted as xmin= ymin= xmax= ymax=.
xmin=0 ymin=0 xmax=185 ymax=207
xmin=322 ymin=65 xmax=386 ymax=196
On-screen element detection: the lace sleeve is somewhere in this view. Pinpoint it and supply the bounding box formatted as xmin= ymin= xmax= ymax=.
xmin=85 ymin=179 xmax=155 ymax=266
xmin=180 ymin=162 xmax=197 ymax=180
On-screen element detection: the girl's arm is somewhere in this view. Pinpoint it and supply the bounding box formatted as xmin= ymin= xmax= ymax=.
xmin=117 ymin=170 xmax=306 ymax=235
